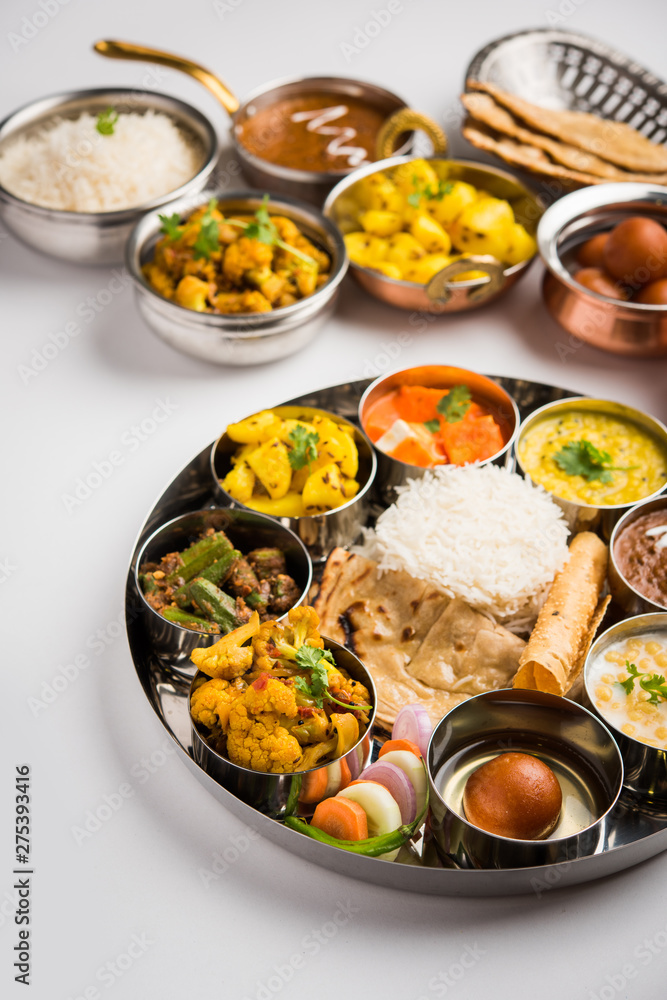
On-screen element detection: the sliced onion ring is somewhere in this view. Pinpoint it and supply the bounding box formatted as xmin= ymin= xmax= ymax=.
xmin=392 ymin=704 xmax=433 ymax=758
xmin=359 ymin=761 xmax=416 ymax=824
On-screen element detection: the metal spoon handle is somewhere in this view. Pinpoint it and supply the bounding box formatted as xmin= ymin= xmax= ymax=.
xmin=94 ymin=39 xmax=240 ymax=116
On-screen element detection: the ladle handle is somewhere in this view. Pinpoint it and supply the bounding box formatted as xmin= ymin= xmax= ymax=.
xmin=375 ymin=108 xmax=448 ymax=160
xmin=94 ymin=39 xmax=240 ymax=116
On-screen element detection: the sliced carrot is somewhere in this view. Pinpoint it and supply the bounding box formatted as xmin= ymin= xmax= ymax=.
xmin=338 ymin=758 xmax=352 ymax=791
xmin=311 ymin=796 xmax=368 ymax=841
xmin=395 ymin=385 xmax=445 ymax=423
xmin=378 ymin=739 xmax=422 ymax=759
xmin=298 ymin=767 xmax=330 ymax=805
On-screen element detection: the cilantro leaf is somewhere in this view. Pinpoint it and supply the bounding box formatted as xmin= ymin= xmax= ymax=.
xmin=158 ymin=212 xmax=182 ymax=241
xmin=407 ymin=176 xmax=453 ymax=207
xmin=287 ymin=425 xmax=319 ymax=470
xmin=436 ymin=385 xmax=472 ymax=423
xmin=553 ymin=440 xmax=636 ymax=484
xmin=244 ymin=193 xmax=278 ymax=244
xmin=616 ymin=660 xmax=667 ymax=705
xmin=193 ymin=198 xmax=220 ymax=260
xmin=424 ymin=418 xmax=440 ymax=434
xmin=294 ymin=645 xmax=371 ymax=711
xmin=96 ymin=107 xmax=118 ymax=135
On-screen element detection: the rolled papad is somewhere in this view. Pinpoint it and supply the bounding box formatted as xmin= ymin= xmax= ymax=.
xmin=513 ymin=532 xmax=608 ymax=696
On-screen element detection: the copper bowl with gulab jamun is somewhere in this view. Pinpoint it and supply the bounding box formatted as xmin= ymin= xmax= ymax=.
xmin=538 ymin=182 xmax=667 ymax=357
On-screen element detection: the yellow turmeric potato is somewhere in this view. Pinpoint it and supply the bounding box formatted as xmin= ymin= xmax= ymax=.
xmin=385 ymin=232 xmax=425 ymax=267
xmin=392 ymin=158 xmax=439 ymax=196
xmin=221 ymin=461 xmax=256 ymax=503
xmin=403 ymin=253 xmax=454 ymax=284
xmin=353 ymin=173 xmax=404 ymax=212
xmin=311 ymin=417 xmax=359 ymax=478
xmin=427 ymin=181 xmax=478 ymax=226
xmin=226 ymin=410 xmax=283 ymax=444
xmin=503 ymin=222 xmax=537 ymax=266
xmin=410 ymin=213 xmax=452 ymax=254
xmin=368 ymin=261 xmax=403 ymax=280
xmin=449 ymin=197 xmax=514 ymax=259
xmin=247 ymin=492 xmax=307 ymax=518
xmin=246 ymin=438 xmax=292 ymax=500
xmin=344 ymin=232 xmax=389 ymax=268
xmin=302 ymin=462 xmax=346 ymax=511
xmin=359 ymin=210 xmax=404 ymax=237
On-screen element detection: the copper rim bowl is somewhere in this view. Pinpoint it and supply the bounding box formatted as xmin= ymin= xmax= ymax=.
xmin=515 ymin=396 xmax=667 ymax=537
xmin=323 ymin=155 xmax=543 ymax=313
xmin=427 ymin=689 xmax=624 ymax=869
xmin=0 ymin=88 xmax=219 ymax=265
xmin=134 ymin=507 xmax=312 ymax=678
xmin=126 ymin=189 xmax=348 ymax=366
xmin=190 ymin=636 xmax=376 ymax=820
xmin=210 ymin=404 xmax=377 ymax=561
xmin=584 ymin=614 xmax=667 ymax=808
xmin=358 ymin=365 xmax=520 ymax=503
xmin=538 ymin=182 xmax=667 ymax=357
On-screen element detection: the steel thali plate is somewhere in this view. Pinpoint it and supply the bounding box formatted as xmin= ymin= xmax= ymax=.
xmin=125 ymin=376 xmax=667 ymax=896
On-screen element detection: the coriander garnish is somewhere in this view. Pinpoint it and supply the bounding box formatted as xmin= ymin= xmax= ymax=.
xmin=436 ymin=385 xmax=472 ymax=423
xmin=553 ymin=439 xmax=636 ymax=484
xmin=617 ymin=660 xmax=667 ymax=705
xmin=96 ymin=107 xmax=118 ymax=136
xmin=287 ymin=425 xmax=319 ymax=470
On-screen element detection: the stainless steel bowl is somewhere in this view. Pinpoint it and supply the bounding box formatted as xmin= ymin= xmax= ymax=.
xmin=584 ymin=614 xmax=667 ymax=810
xmin=126 ymin=189 xmax=348 ymax=365
xmin=324 ymin=155 xmax=543 ymax=313
xmin=190 ymin=635 xmax=375 ymax=820
xmin=515 ymin=396 xmax=667 ymax=536
xmin=0 ymin=88 xmax=219 ymax=265
xmin=134 ymin=507 xmax=312 ymax=678
xmin=211 ymin=404 xmax=377 ymax=561
xmin=609 ymin=497 xmax=667 ymax=615
xmin=538 ymin=183 xmax=667 ymax=357
xmin=358 ymin=365 xmax=520 ymax=504
xmin=232 ymin=74 xmax=412 ymax=204
xmin=428 ymin=689 xmax=623 ymax=869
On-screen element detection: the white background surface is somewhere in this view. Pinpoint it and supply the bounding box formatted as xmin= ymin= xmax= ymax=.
xmin=2 ymin=1 xmax=667 ymax=998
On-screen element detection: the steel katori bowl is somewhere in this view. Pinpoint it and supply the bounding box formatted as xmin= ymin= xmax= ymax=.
xmin=0 ymin=88 xmax=219 ymax=265
xmin=538 ymin=183 xmax=667 ymax=357
xmin=323 ymin=155 xmax=543 ymax=313
xmin=584 ymin=614 xmax=667 ymax=810
xmin=358 ymin=364 xmax=520 ymax=504
xmin=126 ymin=189 xmax=348 ymax=366
xmin=515 ymin=396 xmax=667 ymax=537
xmin=190 ymin=635 xmax=375 ymax=820
xmin=134 ymin=507 xmax=312 ymax=679
xmin=211 ymin=404 xmax=377 ymax=561
xmin=428 ymin=689 xmax=623 ymax=870
xmin=609 ymin=497 xmax=667 ymax=616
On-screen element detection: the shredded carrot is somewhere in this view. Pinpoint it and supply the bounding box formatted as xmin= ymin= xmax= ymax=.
xmin=378 ymin=739 xmax=422 ymax=759
xmin=311 ymin=796 xmax=368 ymax=841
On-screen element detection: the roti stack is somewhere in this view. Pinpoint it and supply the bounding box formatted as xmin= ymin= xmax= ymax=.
xmin=461 ymin=81 xmax=667 ymax=188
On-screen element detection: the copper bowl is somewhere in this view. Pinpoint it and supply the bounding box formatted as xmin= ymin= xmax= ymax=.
xmin=358 ymin=365 xmax=520 ymax=503
xmin=323 ymin=155 xmax=544 ymax=313
xmin=538 ymin=182 xmax=667 ymax=357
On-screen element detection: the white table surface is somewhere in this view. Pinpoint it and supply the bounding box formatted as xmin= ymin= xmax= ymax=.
xmin=2 ymin=1 xmax=667 ymax=997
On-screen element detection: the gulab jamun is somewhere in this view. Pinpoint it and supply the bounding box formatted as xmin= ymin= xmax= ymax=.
xmin=463 ymin=752 xmax=562 ymax=840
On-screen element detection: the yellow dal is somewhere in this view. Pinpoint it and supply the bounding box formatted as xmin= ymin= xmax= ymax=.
xmin=518 ymin=409 xmax=667 ymax=505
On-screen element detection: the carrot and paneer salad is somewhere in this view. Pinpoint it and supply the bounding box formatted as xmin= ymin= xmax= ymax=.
xmin=143 ymin=195 xmax=331 ymax=314
xmin=363 ymin=383 xmax=507 ymax=467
